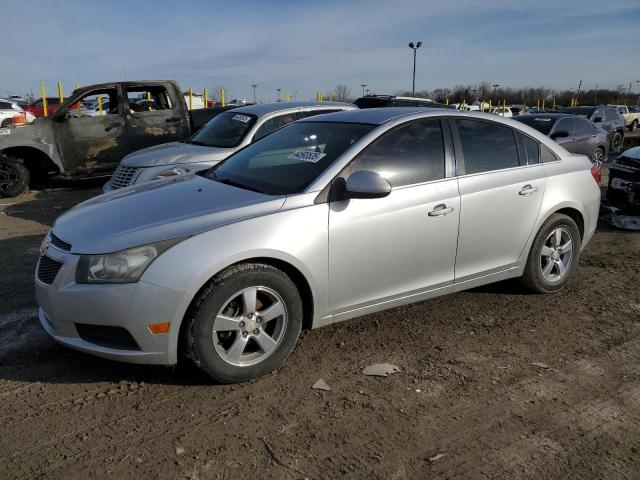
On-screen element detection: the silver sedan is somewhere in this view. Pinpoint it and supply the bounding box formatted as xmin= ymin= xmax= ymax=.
xmin=36 ymin=108 xmax=601 ymax=383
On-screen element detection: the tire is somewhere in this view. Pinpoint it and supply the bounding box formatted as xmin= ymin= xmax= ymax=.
xmin=520 ymin=213 xmax=581 ymax=293
xmin=0 ymin=119 xmax=12 ymax=128
xmin=611 ymin=132 xmax=623 ymax=153
xmin=591 ymin=147 xmax=605 ymax=165
xmin=185 ymin=263 xmax=303 ymax=383
xmin=630 ymin=120 xmax=638 ymax=132
xmin=0 ymin=155 xmax=30 ymax=198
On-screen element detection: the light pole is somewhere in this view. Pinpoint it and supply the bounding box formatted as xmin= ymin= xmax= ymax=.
xmin=251 ymin=84 xmax=257 ymax=104
xmin=627 ymin=80 xmax=639 ymax=105
xmin=492 ymin=84 xmax=500 ymax=99
xmin=276 ymin=88 xmax=281 ymax=102
xmin=408 ymin=42 xmax=422 ymax=95
xmin=361 ymin=84 xmax=367 ymax=97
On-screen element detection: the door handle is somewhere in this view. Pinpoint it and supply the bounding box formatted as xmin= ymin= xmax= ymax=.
xmin=428 ymin=204 xmax=453 ymax=217
xmin=519 ymin=184 xmax=537 ymax=196
xmin=166 ymin=117 xmax=181 ymax=123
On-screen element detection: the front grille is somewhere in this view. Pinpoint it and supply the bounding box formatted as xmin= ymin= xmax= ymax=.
xmin=110 ymin=165 xmax=142 ymax=189
xmin=615 ymin=157 xmax=640 ymax=172
xmin=37 ymin=256 xmax=63 ymax=284
xmin=50 ymin=232 xmax=72 ymax=252
xmin=75 ymin=324 xmax=141 ymax=351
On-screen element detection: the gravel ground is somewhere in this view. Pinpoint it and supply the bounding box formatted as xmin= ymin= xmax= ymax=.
xmin=1 ymin=171 xmax=639 ymax=480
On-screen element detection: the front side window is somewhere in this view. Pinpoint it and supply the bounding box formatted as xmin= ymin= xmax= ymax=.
xmin=572 ymin=118 xmax=589 ymax=135
xmin=540 ymin=144 xmax=558 ymax=163
xmin=456 ymin=120 xmax=519 ymax=174
xmin=515 ymin=132 xmax=540 ymax=165
xmin=554 ymin=118 xmax=573 ymax=134
xmin=344 ymin=119 xmax=445 ymax=187
xmin=253 ymin=112 xmax=298 ymax=141
xmin=207 ymin=121 xmax=374 ymax=195
xmin=68 ymin=89 xmax=119 ymax=117
xmin=126 ymin=86 xmax=172 ymax=113
xmin=190 ymin=111 xmax=257 ymax=148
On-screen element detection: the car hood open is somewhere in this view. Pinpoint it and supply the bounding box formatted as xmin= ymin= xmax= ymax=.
xmin=121 ymin=141 xmax=234 ymax=167
xmin=52 ymin=174 xmax=285 ymax=254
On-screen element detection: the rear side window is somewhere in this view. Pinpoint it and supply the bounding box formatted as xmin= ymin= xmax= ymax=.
xmin=126 ymin=85 xmax=172 ymax=113
xmin=604 ymin=108 xmax=618 ymax=121
xmin=253 ymin=112 xmax=298 ymax=140
xmin=540 ymin=144 xmax=558 ymax=163
xmin=347 ymin=119 xmax=445 ymax=187
xmin=455 ymin=120 xmax=519 ymax=174
xmin=515 ymin=133 xmax=540 ymax=165
xmin=554 ymin=118 xmax=572 ymax=134
xmin=0 ymin=102 xmax=12 ymax=109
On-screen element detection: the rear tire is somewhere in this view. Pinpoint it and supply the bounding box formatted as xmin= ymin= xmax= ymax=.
xmin=520 ymin=213 xmax=581 ymax=293
xmin=611 ymin=132 xmax=623 ymax=153
xmin=591 ymin=147 xmax=605 ymax=165
xmin=630 ymin=120 xmax=638 ymax=132
xmin=185 ymin=263 xmax=303 ymax=383
xmin=0 ymin=154 xmax=30 ymax=198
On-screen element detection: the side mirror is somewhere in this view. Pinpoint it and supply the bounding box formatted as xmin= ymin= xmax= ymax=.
xmin=592 ymin=117 xmax=603 ymax=123
xmin=343 ymin=170 xmax=391 ymax=199
xmin=550 ymin=130 xmax=570 ymax=139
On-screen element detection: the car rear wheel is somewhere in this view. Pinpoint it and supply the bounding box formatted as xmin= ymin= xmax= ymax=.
xmin=631 ymin=120 xmax=638 ymax=132
xmin=0 ymin=154 xmax=30 ymax=198
xmin=611 ymin=132 xmax=623 ymax=153
xmin=591 ymin=147 xmax=605 ymax=165
xmin=520 ymin=213 xmax=581 ymax=293
xmin=185 ymin=263 xmax=303 ymax=383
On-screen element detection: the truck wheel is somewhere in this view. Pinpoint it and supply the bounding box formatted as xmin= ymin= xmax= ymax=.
xmin=0 ymin=155 xmax=30 ymax=197
xmin=0 ymin=119 xmax=12 ymax=128
xmin=611 ymin=132 xmax=623 ymax=153
xmin=185 ymin=263 xmax=303 ymax=383
xmin=631 ymin=120 xmax=638 ymax=132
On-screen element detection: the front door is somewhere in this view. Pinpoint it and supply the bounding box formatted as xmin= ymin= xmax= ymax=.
xmin=452 ymin=119 xmax=546 ymax=282
xmin=551 ymin=117 xmax=576 ymax=153
xmin=52 ymin=86 xmax=125 ymax=174
xmin=328 ymin=119 xmax=459 ymax=315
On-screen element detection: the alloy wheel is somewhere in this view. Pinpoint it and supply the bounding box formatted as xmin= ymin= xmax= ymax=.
xmin=212 ymin=286 xmax=287 ymax=367
xmin=0 ymin=162 xmax=19 ymax=194
xmin=539 ymin=227 xmax=573 ymax=282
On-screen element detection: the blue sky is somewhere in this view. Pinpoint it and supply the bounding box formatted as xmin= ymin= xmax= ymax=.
xmin=3 ymin=0 xmax=639 ymax=101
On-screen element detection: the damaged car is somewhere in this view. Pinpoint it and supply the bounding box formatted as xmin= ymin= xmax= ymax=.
xmin=604 ymin=147 xmax=640 ymax=229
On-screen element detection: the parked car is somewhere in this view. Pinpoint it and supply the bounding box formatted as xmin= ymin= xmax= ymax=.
xmin=607 ymin=146 xmax=640 ymax=215
xmin=0 ymin=100 xmax=36 ymax=127
xmin=36 ymin=109 xmax=600 ymax=383
xmin=24 ymin=97 xmax=62 ymax=118
xmin=104 ymin=101 xmax=356 ymax=192
xmin=558 ymin=106 xmax=625 ymax=153
xmin=514 ymin=113 xmax=609 ymax=164
xmin=0 ymin=80 xmax=235 ymax=197
xmin=354 ymin=95 xmax=451 ymax=109
xmin=609 ymin=105 xmax=640 ymax=131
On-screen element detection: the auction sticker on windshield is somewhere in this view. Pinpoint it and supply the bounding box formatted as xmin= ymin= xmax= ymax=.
xmin=0 ymin=128 xmax=10 ymax=135
xmin=232 ymin=114 xmax=252 ymax=123
xmin=287 ymin=150 xmax=327 ymax=163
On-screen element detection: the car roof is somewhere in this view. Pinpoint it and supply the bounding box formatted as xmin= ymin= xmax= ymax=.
xmin=298 ymin=107 xmax=480 ymax=125
xmin=516 ymin=113 xmax=572 ymax=120
xmin=232 ymin=101 xmax=354 ymax=117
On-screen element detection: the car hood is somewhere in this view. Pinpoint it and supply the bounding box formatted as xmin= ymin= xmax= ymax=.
xmin=620 ymin=146 xmax=640 ymax=161
xmin=52 ymin=173 xmax=285 ymax=254
xmin=121 ymin=142 xmax=234 ymax=167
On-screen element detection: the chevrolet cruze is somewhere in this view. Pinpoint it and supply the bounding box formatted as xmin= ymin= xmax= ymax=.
xmin=36 ymin=108 xmax=601 ymax=383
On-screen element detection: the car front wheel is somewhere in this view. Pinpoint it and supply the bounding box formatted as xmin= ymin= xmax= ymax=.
xmin=0 ymin=155 xmax=30 ymax=198
xmin=185 ymin=263 xmax=303 ymax=383
xmin=521 ymin=213 xmax=581 ymax=293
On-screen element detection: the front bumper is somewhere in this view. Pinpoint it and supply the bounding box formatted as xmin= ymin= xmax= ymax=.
xmin=607 ymin=166 xmax=640 ymax=215
xmin=35 ymin=244 xmax=188 ymax=365
xmin=103 ymin=161 xmax=217 ymax=193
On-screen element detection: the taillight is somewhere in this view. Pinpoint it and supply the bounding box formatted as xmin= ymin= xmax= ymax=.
xmin=590 ymin=164 xmax=601 ymax=185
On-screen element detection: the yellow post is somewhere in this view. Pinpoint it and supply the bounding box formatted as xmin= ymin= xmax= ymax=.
xmin=542 ymin=98 xmax=545 ymax=110
xmin=188 ymin=88 xmax=193 ymax=110
xmin=203 ymin=88 xmax=208 ymax=108
xmin=552 ymin=97 xmax=556 ymax=110
xmin=489 ymin=99 xmax=492 ymax=112
xmin=445 ymin=97 xmax=449 ymax=106
xmin=537 ymin=99 xmax=540 ymax=109
xmin=41 ymin=81 xmax=48 ymax=117
xmin=57 ymin=81 xmax=64 ymax=103
xmin=220 ymin=89 xmax=225 ymax=107
xmin=98 ymin=95 xmax=103 ymax=115
xmin=147 ymin=91 xmax=152 ymax=101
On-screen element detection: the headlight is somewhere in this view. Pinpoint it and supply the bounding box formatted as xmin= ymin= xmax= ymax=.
xmin=75 ymin=238 xmax=185 ymax=284
xmin=155 ymin=166 xmax=191 ymax=179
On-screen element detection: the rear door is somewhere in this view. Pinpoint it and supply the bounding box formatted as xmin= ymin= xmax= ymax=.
xmin=328 ymin=119 xmax=459 ymax=314
xmin=452 ymin=119 xmax=546 ymax=283
xmin=123 ymin=82 xmax=189 ymax=154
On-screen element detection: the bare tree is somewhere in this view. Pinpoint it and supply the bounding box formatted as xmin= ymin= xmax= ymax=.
xmin=332 ymin=84 xmax=352 ymax=102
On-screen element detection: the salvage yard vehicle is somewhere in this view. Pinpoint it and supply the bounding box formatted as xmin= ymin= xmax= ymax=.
xmin=607 ymin=146 xmax=640 ymax=216
xmin=558 ymin=106 xmax=625 ymax=153
xmin=0 ymin=80 xmax=233 ymax=197
xmin=36 ymin=109 xmax=600 ymax=383
xmin=24 ymin=97 xmax=62 ymax=118
xmin=354 ymin=95 xmax=451 ymax=109
xmin=610 ymin=105 xmax=640 ymax=131
xmin=104 ymin=101 xmax=356 ymax=191
xmin=0 ymin=99 xmax=36 ymax=127
xmin=514 ymin=113 xmax=609 ymax=164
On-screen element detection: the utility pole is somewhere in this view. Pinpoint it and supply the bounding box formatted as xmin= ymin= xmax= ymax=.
xmin=594 ymin=84 xmax=598 ymax=105
xmin=251 ymin=84 xmax=257 ymax=104
xmin=408 ymin=42 xmax=422 ymax=95
xmin=361 ymin=84 xmax=367 ymax=97
xmin=492 ymin=84 xmax=500 ymax=98
xmin=276 ymin=88 xmax=281 ymax=102
xmin=576 ymin=80 xmax=582 ymax=103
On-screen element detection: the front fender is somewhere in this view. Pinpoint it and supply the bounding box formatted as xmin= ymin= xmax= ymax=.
xmin=0 ymin=118 xmax=62 ymax=171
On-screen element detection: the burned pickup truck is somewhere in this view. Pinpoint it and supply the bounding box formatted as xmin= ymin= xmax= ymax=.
xmin=0 ymin=80 xmax=231 ymax=197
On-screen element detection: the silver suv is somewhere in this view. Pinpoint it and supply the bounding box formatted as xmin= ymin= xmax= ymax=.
xmin=37 ymin=109 xmax=600 ymax=383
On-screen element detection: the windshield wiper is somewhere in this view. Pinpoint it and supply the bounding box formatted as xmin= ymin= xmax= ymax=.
xmin=215 ymin=177 xmax=269 ymax=195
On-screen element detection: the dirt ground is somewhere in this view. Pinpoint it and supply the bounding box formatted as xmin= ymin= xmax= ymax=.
xmin=1 ymin=167 xmax=639 ymax=480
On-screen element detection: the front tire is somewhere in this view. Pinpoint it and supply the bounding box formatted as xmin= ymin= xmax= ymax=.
xmin=185 ymin=263 xmax=303 ymax=383
xmin=611 ymin=132 xmax=623 ymax=153
xmin=0 ymin=154 xmax=30 ymax=198
xmin=521 ymin=213 xmax=581 ymax=293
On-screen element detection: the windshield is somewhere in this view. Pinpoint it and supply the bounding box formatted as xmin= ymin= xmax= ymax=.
xmin=189 ymin=111 xmax=257 ymax=148
xmin=205 ymin=121 xmax=375 ymax=195
xmin=514 ymin=116 xmax=556 ymax=135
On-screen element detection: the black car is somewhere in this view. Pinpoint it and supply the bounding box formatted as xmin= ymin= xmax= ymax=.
xmin=514 ymin=113 xmax=609 ymax=164
xmin=354 ymin=95 xmax=452 ymax=109
xmin=607 ymin=147 xmax=640 ymax=215
xmin=558 ymin=106 xmax=625 ymax=153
